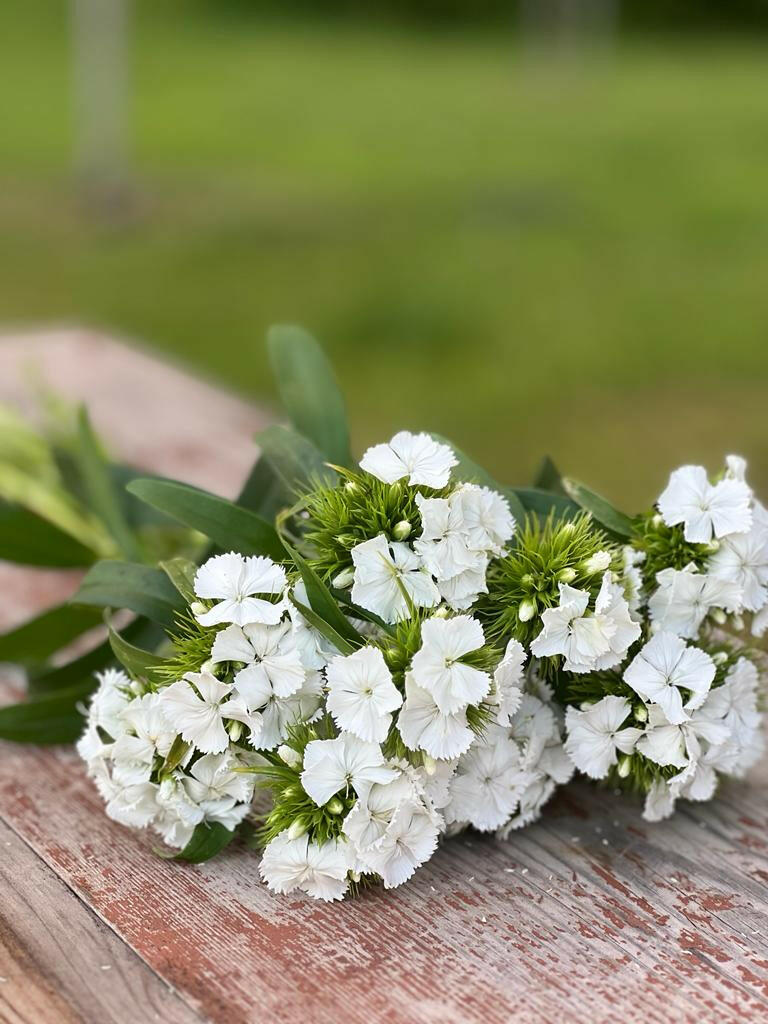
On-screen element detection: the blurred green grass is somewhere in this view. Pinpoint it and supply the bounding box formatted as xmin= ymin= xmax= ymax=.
xmin=1 ymin=3 xmax=767 ymax=509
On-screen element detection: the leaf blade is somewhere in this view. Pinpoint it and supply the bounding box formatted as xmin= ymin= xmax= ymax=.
xmin=562 ymin=478 xmax=635 ymax=538
xmin=0 ymin=603 xmax=102 ymax=665
xmin=0 ymin=499 xmax=97 ymax=567
xmin=174 ymin=821 xmax=237 ymax=863
xmin=73 ymin=560 xmax=185 ymax=628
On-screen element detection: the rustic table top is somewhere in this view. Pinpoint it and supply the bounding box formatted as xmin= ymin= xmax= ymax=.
xmin=1 ymin=331 xmax=767 ymax=1024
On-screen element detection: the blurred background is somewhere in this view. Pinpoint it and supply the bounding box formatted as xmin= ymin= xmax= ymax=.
xmin=2 ymin=0 xmax=768 ymax=510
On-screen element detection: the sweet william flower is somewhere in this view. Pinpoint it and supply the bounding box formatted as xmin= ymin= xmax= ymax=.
xmin=212 ymin=621 xmax=306 ymax=700
xmin=361 ymin=800 xmax=441 ymax=888
xmin=491 ymin=639 xmax=526 ymax=727
xmin=194 ymin=552 xmax=287 ymax=627
xmin=410 ymin=615 xmax=491 ymax=714
xmin=342 ymin=772 xmax=418 ymax=851
xmin=259 ymin=832 xmax=352 ymax=901
xmin=350 ymin=534 xmax=439 ymax=623
xmin=564 ymin=696 xmax=643 ymax=779
xmin=649 ymin=565 xmax=741 ymax=639
xmin=397 ymin=674 xmax=475 ymax=760
xmin=591 ymin=572 xmax=642 ymax=671
xmin=530 ymin=583 xmax=614 ymax=673
xmin=657 ymin=465 xmax=752 ymax=543
xmin=325 ymin=646 xmax=403 ymax=743
xmin=300 ymin=733 xmax=398 ymax=806
xmin=707 ymin=503 xmax=768 ymax=613
xmin=160 ymin=672 xmax=262 ymax=754
xmin=359 ymin=431 xmax=457 ymax=489
xmin=623 ymin=632 xmax=715 ymax=725
xmin=447 ymin=729 xmax=528 ymax=831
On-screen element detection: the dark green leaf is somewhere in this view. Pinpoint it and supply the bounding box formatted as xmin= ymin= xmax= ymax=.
xmin=267 ymin=324 xmax=351 ymax=466
xmin=512 ymin=487 xmax=581 ymax=522
xmin=0 ymin=603 xmax=102 ymax=665
xmin=235 ymin=453 xmax=290 ymax=522
xmin=532 ymin=456 xmax=567 ymax=496
xmin=0 ymin=499 xmax=97 ymax=567
xmin=174 ymin=821 xmax=237 ymax=863
xmin=289 ymin=594 xmax=355 ymax=656
xmin=160 ymin=557 xmax=199 ymax=604
xmin=281 ymin=539 xmax=364 ymax=649
xmin=76 ymin=407 xmax=142 ymax=561
xmin=255 ymin=424 xmax=337 ymax=497
xmin=127 ymin=478 xmax=285 ymax=561
xmin=160 ymin=735 xmax=191 ymax=778
xmin=109 ymin=464 xmax=178 ymax=528
xmin=562 ymin=478 xmax=635 ymax=538
xmin=74 ymin=560 xmax=185 ymax=628
xmin=429 ymin=434 xmax=527 ymax=527
xmin=0 ymin=680 xmax=96 ymax=744
xmin=108 ymin=621 xmax=164 ymax=679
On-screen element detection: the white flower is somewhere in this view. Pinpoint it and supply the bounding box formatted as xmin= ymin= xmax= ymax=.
xmin=643 ymin=779 xmax=676 ymax=822
xmin=154 ymin=778 xmax=204 ymax=848
xmin=447 ymin=730 xmax=527 ymax=831
xmin=636 ymin=704 xmax=730 ymax=770
xmin=622 ymin=545 xmax=646 ymax=616
xmin=530 ymin=582 xmax=616 ymax=673
xmin=415 ymin=493 xmax=480 ymax=579
xmin=259 ymin=832 xmax=351 ymax=901
xmin=397 ymin=674 xmax=475 ymax=760
xmin=105 ymin=780 xmax=159 ymax=829
xmin=707 ymin=506 xmax=768 ymax=613
xmin=657 ymin=465 xmax=752 ymax=542
xmin=591 ymin=572 xmax=642 ymax=670
xmin=194 ymin=552 xmax=287 ymax=627
xmin=111 ymin=693 xmax=178 ymax=785
xmin=300 ymin=734 xmax=398 ymax=806
xmin=288 ymin=581 xmax=342 ymax=670
xmin=649 ymin=565 xmax=741 ymax=639
xmin=509 ymin=693 xmax=557 ymax=765
xmin=257 ymin=673 xmax=325 ymax=750
xmin=584 ymin=550 xmax=612 ymax=574
xmin=357 ymin=801 xmax=440 ymax=888
xmin=359 ymin=431 xmax=456 ymax=489
xmin=182 ymin=752 xmax=254 ymax=830
xmin=88 ymin=668 xmax=132 ymax=739
xmin=450 ymin=484 xmax=515 ymax=555
xmin=490 ymin=639 xmax=526 ymax=726
xmin=565 ymin=696 xmax=643 ymax=779
xmin=342 ymin=772 xmax=418 ymax=851
xmin=410 ymin=615 xmax=491 ymax=714
xmin=623 ymin=632 xmax=715 ymax=725
xmin=213 ymin=621 xmax=306 ymax=700
xmin=160 ymin=672 xmax=262 ymax=754
xmin=325 ymin=646 xmax=402 ymax=743
xmin=350 ymin=534 xmax=439 ymax=623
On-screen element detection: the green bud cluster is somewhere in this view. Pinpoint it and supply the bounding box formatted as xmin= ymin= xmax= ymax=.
xmin=631 ymin=511 xmax=712 ymax=592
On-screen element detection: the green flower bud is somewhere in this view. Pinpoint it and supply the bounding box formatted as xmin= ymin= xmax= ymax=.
xmin=281 ymin=784 xmax=298 ymax=799
xmin=708 ymin=539 xmax=721 ymax=553
xmin=432 ymin=605 xmax=449 ymax=619
xmin=332 ymin=568 xmax=355 ymax=589
xmin=326 ymin=797 xmax=344 ymax=815
xmin=518 ymin=598 xmax=537 ymax=622
xmin=652 ymin=513 xmax=663 ymax=527
xmin=634 ymin=704 xmax=648 ymax=723
xmin=520 ymin=573 xmax=535 ymax=588
xmin=350 ymin=870 xmax=361 ymax=883
xmin=557 ymin=567 xmax=577 ymax=584
xmin=190 ymin=601 xmax=207 ymax=616
xmin=710 ymin=608 xmax=727 ymax=625
xmin=617 ymin=754 xmax=632 ymax=778
xmin=129 ymin=680 xmax=143 ymax=696
xmin=287 ymin=818 xmax=308 ymax=840
xmin=277 ymin=744 xmax=302 ymax=768
xmin=393 ymin=519 xmax=412 ymax=541
xmin=712 ymin=650 xmax=729 ymax=666
xmin=227 ymin=720 xmax=243 ymax=741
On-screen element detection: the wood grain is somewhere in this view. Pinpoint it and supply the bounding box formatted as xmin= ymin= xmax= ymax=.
xmin=0 ymin=818 xmax=203 ymax=1024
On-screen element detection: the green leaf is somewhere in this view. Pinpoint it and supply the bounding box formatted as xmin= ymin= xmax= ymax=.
xmin=0 ymin=603 xmax=102 ymax=665
xmin=174 ymin=821 xmax=237 ymax=863
xmin=562 ymin=478 xmax=635 ymax=538
xmin=532 ymin=456 xmax=567 ymax=496
xmin=0 ymin=680 xmax=93 ymax=744
xmin=289 ymin=594 xmax=355 ymax=656
xmin=108 ymin=621 xmax=164 ymax=680
xmin=74 ymin=560 xmax=185 ymax=628
xmin=160 ymin=735 xmax=191 ymax=778
xmin=512 ymin=487 xmax=581 ymax=522
xmin=160 ymin=557 xmax=198 ymax=604
xmin=281 ymin=539 xmax=364 ymax=650
xmin=75 ymin=407 xmax=142 ymax=562
xmin=0 ymin=499 xmax=97 ymax=567
xmin=430 ymin=434 xmax=527 ymax=526
xmin=255 ymin=424 xmax=338 ymax=497
xmin=267 ymin=324 xmax=351 ymax=466
xmin=27 ymin=618 xmax=162 ymax=696
xmin=127 ymin=478 xmax=285 ymax=561
xmin=235 ymin=453 xmax=290 ymax=522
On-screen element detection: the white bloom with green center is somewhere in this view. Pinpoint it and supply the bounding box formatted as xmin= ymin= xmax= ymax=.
xmin=350 ymin=534 xmax=440 ymax=623
xmin=259 ymin=832 xmax=352 ymax=901
xmin=110 ymin=693 xmax=178 ymax=786
xmin=159 ymin=672 xmax=263 ymax=754
xmin=530 ymin=581 xmax=617 ymax=673
xmin=657 ymin=464 xmax=752 ymax=543
xmin=256 ymin=672 xmax=325 ymax=751
xmin=491 ymin=638 xmax=526 ymax=727
xmin=359 ymin=430 xmax=456 ymax=489
xmin=591 ymin=572 xmax=642 ymax=671
xmin=565 ymin=696 xmax=643 ymax=779
xmin=342 ymin=772 xmax=418 ymax=851
xmin=181 ymin=751 xmax=254 ymax=831
xmin=357 ymin=800 xmax=441 ymax=888
xmin=636 ymin=703 xmax=730 ymax=770
xmin=325 ymin=646 xmax=403 ymax=743
xmin=212 ymin=621 xmax=306 ymax=700
xmin=649 ymin=564 xmax=741 ymax=639
xmin=446 ymin=728 xmax=528 ymax=831
xmin=397 ymin=674 xmax=475 ymax=760
xmin=450 ymin=483 xmax=515 ymax=555
xmin=193 ymin=552 xmax=287 ymax=627
xmin=88 ymin=667 xmax=132 ymax=740
xmin=300 ymin=733 xmax=398 ymax=806
xmin=623 ymin=632 xmax=715 ymax=725
xmin=707 ymin=501 xmax=768 ymax=613
xmin=410 ymin=614 xmax=491 ymax=714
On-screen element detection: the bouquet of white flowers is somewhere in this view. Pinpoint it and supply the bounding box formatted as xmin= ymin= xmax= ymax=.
xmin=3 ymin=327 xmax=765 ymax=901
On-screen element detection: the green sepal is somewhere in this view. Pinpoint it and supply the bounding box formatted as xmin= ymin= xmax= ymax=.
xmin=159 ymin=734 xmax=190 ymax=779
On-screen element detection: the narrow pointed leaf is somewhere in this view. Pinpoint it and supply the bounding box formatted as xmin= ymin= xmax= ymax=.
xmin=0 ymin=680 xmax=93 ymax=744
xmin=512 ymin=488 xmax=581 ymax=522
xmin=160 ymin=557 xmax=198 ymax=604
xmin=281 ymin=539 xmax=364 ymax=649
xmin=268 ymin=324 xmax=351 ymax=466
xmin=255 ymin=424 xmax=337 ymax=497
xmin=174 ymin=821 xmax=237 ymax=863
xmin=74 ymin=561 xmax=185 ymax=628
xmin=0 ymin=499 xmax=97 ymax=567
xmin=533 ymin=456 xmax=567 ymax=496
xmin=127 ymin=478 xmax=285 ymax=561
xmin=0 ymin=604 xmax=102 ymax=665
xmin=289 ymin=594 xmax=355 ymax=656
xmin=235 ymin=453 xmax=290 ymax=522
xmin=108 ymin=621 xmax=165 ymax=680
xmin=562 ymin=478 xmax=635 ymax=538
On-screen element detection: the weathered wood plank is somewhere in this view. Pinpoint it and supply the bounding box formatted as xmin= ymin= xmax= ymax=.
xmin=0 ymin=818 xmax=205 ymax=1024
xmin=0 ymin=732 xmax=765 ymax=1024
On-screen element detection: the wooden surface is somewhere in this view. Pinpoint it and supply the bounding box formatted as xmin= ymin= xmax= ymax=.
xmin=1 ymin=332 xmax=767 ymax=1024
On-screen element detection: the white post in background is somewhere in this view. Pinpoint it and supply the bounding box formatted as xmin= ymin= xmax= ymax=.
xmin=71 ymin=0 xmax=131 ymax=214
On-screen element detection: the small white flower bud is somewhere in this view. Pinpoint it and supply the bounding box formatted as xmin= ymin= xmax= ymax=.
xmin=708 ymin=540 xmax=721 ymax=553
xmin=332 ymin=568 xmax=355 ymax=589
xmin=350 ymin=870 xmax=361 ymax=883
xmin=392 ymin=519 xmax=412 ymax=541
xmin=432 ymin=605 xmax=449 ymax=619
xmin=559 ymin=522 xmax=576 ymax=535
xmin=732 ymin=613 xmax=745 ymax=632
xmin=652 ymin=513 xmax=663 ymax=527
xmin=710 ymin=608 xmax=727 ymax=625
xmin=200 ymin=659 xmax=214 ymax=675
xmin=583 ymin=550 xmax=611 ymax=574
xmin=227 ymin=720 xmax=243 ymax=741
xmin=190 ymin=601 xmax=206 ymax=616
xmin=287 ymin=819 xmax=308 ymax=840
xmin=129 ymin=680 xmax=143 ymax=695
xmin=617 ymin=755 xmax=632 ymax=778
xmin=344 ymin=480 xmax=358 ymax=493
xmin=634 ymin=704 xmax=648 ymax=723
xmin=518 ymin=598 xmax=536 ymax=622
xmin=326 ymin=797 xmax=344 ymax=815
xmin=557 ymin=567 xmax=577 ymax=584
xmin=422 ymin=754 xmax=437 ymax=776
xmin=278 ymin=744 xmax=302 ymax=768
xmin=712 ymin=650 xmax=728 ymax=666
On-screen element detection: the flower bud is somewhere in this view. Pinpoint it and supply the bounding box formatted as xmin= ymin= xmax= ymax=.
xmin=190 ymin=601 xmax=206 ymax=617
xmin=332 ymin=568 xmax=355 ymax=590
xmin=129 ymin=680 xmax=143 ymax=695
xmin=521 ymin=573 xmax=535 ymax=588
xmin=200 ymin=659 xmax=214 ymax=675
xmin=617 ymin=755 xmax=632 ymax=778
xmin=350 ymin=870 xmax=361 ymax=883
xmin=432 ymin=605 xmax=449 ymax=619
xmin=708 ymin=539 xmax=721 ymax=553
xmin=557 ymin=567 xmax=577 ymax=584
xmin=344 ymin=480 xmax=358 ymax=493
xmin=227 ymin=720 xmax=243 ymax=741
xmin=278 ymin=744 xmax=302 ymax=768
xmin=712 ymin=650 xmax=728 ymax=666
xmin=287 ymin=818 xmax=308 ymax=840
xmin=634 ymin=704 xmax=648 ymax=723
xmin=518 ymin=598 xmax=536 ymax=622
xmin=282 ymin=784 xmax=298 ymax=799
xmin=583 ymin=550 xmax=611 ymax=574
xmin=710 ymin=608 xmax=726 ymax=625
xmin=732 ymin=613 xmax=745 ymax=632
xmin=422 ymin=754 xmax=437 ymax=776
xmin=393 ymin=520 xmax=412 ymax=541
xmin=559 ymin=521 xmax=576 ymax=535
xmin=652 ymin=513 xmax=663 ymax=527
xmin=326 ymin=797 xmax=344 ymax=815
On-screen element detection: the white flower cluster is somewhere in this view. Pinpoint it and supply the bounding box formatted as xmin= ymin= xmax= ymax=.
xmin=351 ymin=432 xmax=515 ymax=620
